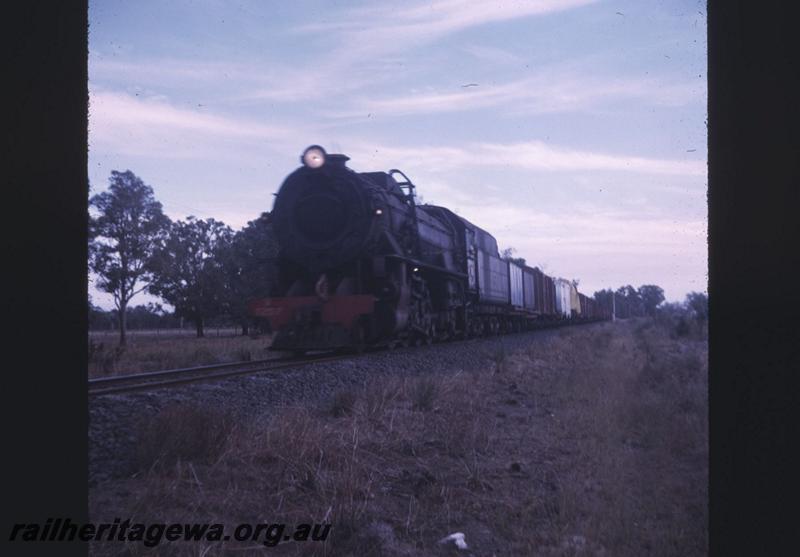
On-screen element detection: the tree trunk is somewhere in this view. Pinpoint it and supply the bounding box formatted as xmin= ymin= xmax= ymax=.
xmin=118 ymin=301 xmax=127 ymax=346
xmin=240 ymin=320 xmax=249 ymax=336
xmin=195 ymin=317 xmax=205 ymax=338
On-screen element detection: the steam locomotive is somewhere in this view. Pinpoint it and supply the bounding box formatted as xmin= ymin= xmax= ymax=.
xmin=248 ymin=145 xmax=608 ymax=353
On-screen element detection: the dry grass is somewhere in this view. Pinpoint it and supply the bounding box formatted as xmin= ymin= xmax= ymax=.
xmin=529 ymin=319 xmax=708 ymax=555
xmin=137 ymin=405 xmax=237 ymax=472
xmin=90 ymin=319 xmax=707 ymax=556
xmin=329 ymin=389 xmax=358 ymax=418
xmin=87 ymin=331 xmax=274 ymax=377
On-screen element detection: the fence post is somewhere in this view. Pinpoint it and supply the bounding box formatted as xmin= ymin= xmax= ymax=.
xmin=612 ymin=291 xmax=616 ymax=322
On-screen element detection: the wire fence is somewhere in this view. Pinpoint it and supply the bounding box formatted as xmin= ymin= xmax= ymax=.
xmin=89 ymin=326 xmax=246 ymax=342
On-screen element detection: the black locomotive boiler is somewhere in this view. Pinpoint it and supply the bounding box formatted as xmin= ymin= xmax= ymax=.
xmin=248 ymin=145 xmax=607 ymax=353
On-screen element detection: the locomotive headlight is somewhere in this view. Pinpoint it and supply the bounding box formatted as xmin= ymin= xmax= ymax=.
xmin=301 ymin=145 xmax=326 ymax=169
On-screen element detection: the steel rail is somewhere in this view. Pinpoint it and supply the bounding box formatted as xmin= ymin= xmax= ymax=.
xmin=89 ymin=357 xmax=286 ymax=387
xmin=88 ymin=353 xmax=351 ymax=397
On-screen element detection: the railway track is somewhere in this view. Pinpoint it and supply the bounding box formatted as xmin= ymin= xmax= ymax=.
xmin=88 ymin=353 xmax=351 ymax=397
xmin=88 ymin=319 xmax=604 ymax=397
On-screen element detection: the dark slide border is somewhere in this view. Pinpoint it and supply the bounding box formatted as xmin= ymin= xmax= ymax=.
xmin=3 ymin=2 xmax=799 ymax=555
xmin=3 ymin=3 xmax=89 ymax=556
xmin=708 ymin=2 xmax=799 ymax=554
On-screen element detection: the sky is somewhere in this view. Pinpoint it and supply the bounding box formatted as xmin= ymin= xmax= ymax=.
xmin=88 ymin=0 xmax=707 ymax=310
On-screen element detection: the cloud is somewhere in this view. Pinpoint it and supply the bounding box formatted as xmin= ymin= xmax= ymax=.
xmin=264 ymin=0 xmax=600 ymax=104
xmin=91 ymin=54 xmax=376 ymax=105
xmin=295 ymin=0 xmax=598 ymax=56
xmin=331 ymin=70 xmax=698 ymax=119
xmin=347 ymin=140 xmax=706 ymax=177
xmin=90 ymin=89 xmax=284 ymax=138
xmin=88 ymin=89 xmax=295 ymax=158
xmin=461 ymin=44 xmax=526 ymax=66
xmin=91 ymin=1 xmax=694 ymax=117
xmin=89 ymin=94 xmax=704 ymax=185
xmin=227 ymin=66 xmax=380 ymax=103
xmin=90 ymin=57 xmax=253 ymax=85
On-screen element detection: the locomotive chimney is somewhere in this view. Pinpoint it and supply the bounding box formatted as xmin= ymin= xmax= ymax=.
xmin=326 ymin=154 xmax=350 ymax=168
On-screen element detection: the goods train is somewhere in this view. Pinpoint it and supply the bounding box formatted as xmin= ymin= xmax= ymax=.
xmin=248 ymin=145 xmax=610 ymax=353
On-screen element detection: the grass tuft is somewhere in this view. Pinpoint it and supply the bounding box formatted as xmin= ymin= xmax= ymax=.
xmin=410 ymin=377 xmax=439 ymax=412
xmin=137 ymin=404 xmax=234 ymax=471
xmin=329 ymin=389 xmax=357 ymax=417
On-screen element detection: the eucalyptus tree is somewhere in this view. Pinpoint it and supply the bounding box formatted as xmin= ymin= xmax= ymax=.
xmin=638 ymin=284 xmax=666 ymax=317
xmin=149 ymin=217 xmax=233 ymax=337
xmin=219 ymin=212 xmax=280 ymax=335
xmin=89 ymin=170 xmax=170 ymax=345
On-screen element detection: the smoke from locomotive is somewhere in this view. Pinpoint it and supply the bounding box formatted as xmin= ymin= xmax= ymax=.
xmin=249 ymin=145 xmax=608 ymax=353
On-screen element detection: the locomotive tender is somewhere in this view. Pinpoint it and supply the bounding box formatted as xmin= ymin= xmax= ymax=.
xmin=248 ymin=145 xmax=608 ymax=352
